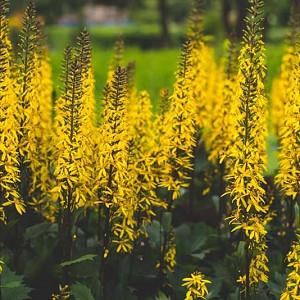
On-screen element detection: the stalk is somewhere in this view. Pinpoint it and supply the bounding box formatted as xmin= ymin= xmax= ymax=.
xmin=245 ymin=242 xmax=251 ymax=300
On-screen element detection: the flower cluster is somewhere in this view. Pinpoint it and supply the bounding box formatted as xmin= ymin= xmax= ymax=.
xmin=275 ymin=42 xmax=300 ymax=201
xmin=182 ymin=271 xmax=211 ymax=300
xmin=224 ymin=0 xmax=271 ymax=293
xmin=0 ymin=0 xmax=24 ymax=221
xmin=281 ymin=232 xmax=300 ymax=300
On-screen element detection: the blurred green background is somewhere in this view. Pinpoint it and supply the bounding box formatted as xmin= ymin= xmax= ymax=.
xmin=9 ymin=0 xmax=292 ymax=102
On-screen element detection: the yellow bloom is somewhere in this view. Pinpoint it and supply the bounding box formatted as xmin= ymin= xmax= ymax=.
xmin=97 ymin=66 xmax=135 ymax=254
xmin=27 ymin=31 xmax=54 ymax=221
xmin=275 ymin=44 xmax=300 ymax=201
xmin=187 ymin=0 xmax=219 ymax=136
xmin=281 ymin=232 xmax=300 ymax=300
xmin=225 ymin=0 xmax=270 ymax=292
xmin=16 ymin=1 xmax=42 ymax=204
xmin=51 ymin=285 xmax=70 ymax=300
xmin=208 ymin=39 xmax=240 ymax=164
xmin=182 ymin=271 xmax=211 ymax=300
xmin=159 ymin=40 xmax=196 ymax=201
xmin=0 ymin=0 xmax=24 ymax=222
xmin=52 ymin=40 xmax=93 ymax=212
xmin=164 ymin=232 xmax=176 ymax=272
xmin=75 ymin=29 xmax=97 ymax=208
xmin=127 ymin=90 xmax=165 ymax=239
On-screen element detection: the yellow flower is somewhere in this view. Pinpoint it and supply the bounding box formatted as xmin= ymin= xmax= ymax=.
xmin=281 ymin=232 xmax=300 ymax=300
xmin=16 ymin=1 xmax=43 ymax=205
xmin=53 ymin=42 xmax=92 ymax=212
xmin=27 ymin=32 xmax=54 ymax=221
xmin=275 ymin=44 xmax=300 ymax=201
xmin=51 ymin=285 xmax=70 ymax=300
xmin=0 ymin=0 xmax=24 ymax=222
xmin=208 ymin=38 xmax=240 ymax=165
xmin=187 ymin=0 xmax=219 ymax=138
xmin=182 ymin=271 xmax=211 ymax=300
xmin=224 ymin=0 xmax=270 ymax=292
xmin=0 ymin=260 xmax=4 ymax=274
xmin=159 ymin=40 xmax=196 ymax=201
xmin=127 ymin=90 xmax=165 ymax=239
xmin=97 ymin=66 xmax=135 ymax=254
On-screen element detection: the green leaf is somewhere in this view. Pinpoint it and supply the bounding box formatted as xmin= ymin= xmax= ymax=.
xmin=147 ymin=220 xmax=161 ymax=248
xmin=253 ymin=290 xmax=269 ymax=300
xmin=161 ymin=212 xmax=172 ymax=232
xmin=25 ymin=222 xmax=52 ymax=240
xmin=206 ymin=280 xmax=221 ymax=299
xmin=175 ymin=224 xmax=191 ymax=255
xmin=227 ymin=287 xmax=239 ymax=300
xmin=1 ymin=267 xmax=31 ymax=300
xmin=295 ymin=203 xmax=300 ymax=228
xmin=61 ymin=254 xmax=97 ymax=267
xmin=236 ymin=241 xmax=246 ymax=258
xmin=1 ymin=280 xmax=23 ymax=288
xmin=190 ymin=235 xmax=207 ymax=253
xmin=212 ymin=195 xmax=220 ymax=213
xmin=71 ymin=282 xmax=95 ymax=300
xmin=268 ymin=272 xmax=286 ymax=298
xmin=155 ymin=291 xmax=170 ymax=300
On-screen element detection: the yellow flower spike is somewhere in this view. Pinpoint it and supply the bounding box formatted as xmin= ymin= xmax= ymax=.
xmin=275 ymin=43 xmax=300 ymax=202
xmin=27 ymin=25 xmax=55 ymax=221
xmin=224 ymin=0 xmax=271 ymax=293
xmin=159 ymin=40 xmax=196 ymax=202
xmin=53 ymin=35 xmax=93 ymax=214
xmin=187 ymin=0 xmax=218 ymax=136
xmin=16 ymin=0 xmax=41 ymax=203
xmin=208 ymin=38 xmax=240 ymax=165
xmin=126 ymin=90 xmax=165 ymax=240
xmin=164 ymin=235 xmax=176 ymax=272
xmin=0 ymin=0 xmax=24 ymax=222
xmin=271 ymin=3 xmax=300 ymax=136
xmin=97 ymin=66 xmax=135 ymax=254
xmin=281 ymin=232 xmax=300 ymax=300
xmin=75 ymin=29 xmax=97 ymax=208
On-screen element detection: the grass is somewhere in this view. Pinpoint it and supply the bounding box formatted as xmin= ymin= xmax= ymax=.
xmin=49 ymin=32 xmax=285 ymax=109
xmin=50 ymin=46 xmax=180 ymax=109
xmin=48 ymin=25 xmax=285 ymax=93
xmin=48 ymin=24 xmax=182 ymax=109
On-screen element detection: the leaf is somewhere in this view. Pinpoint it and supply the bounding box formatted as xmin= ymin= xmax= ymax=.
xmin=253 ymin=290 xmax=269 ymax=300
xmin=227 ymin=288 xmax=240 ymax=300
xmin=161 ymin=212 xmax=172 ymax=232
xmin=190 ymin=248 xmax=212 ymax=260
xmin=147 ymin=220 xmax=161 ymax=248
xmin=236 ymin=241 xmax=246 ymax=258
xmin=1 ymin=267 xmax=31 ymax=300
xmin=1 ymin=281 xmax=23 ymax=288
xmin=175 ymin=224 xmax=191 ymax=255
xmin=61 ymin=254 xmax=97 ymax=267
xmin=25 ymin=222 xmax=52 ymax=240
xmin=190 ymin=252 xmax=205 ymax=260
xmin=155 ymin=291 xmax=170 ymax=300
xmin=71 ymin=282 xmax=95 ymax=300
xmin=190 ymin=235 xmax=207 ymax=253
xmin=206 ymin=281 xmax=221 ymax=299
xmin=268 ymin=272 xmax=286 ymax=298
xmin=211 ymin=195 xmax=220 ymax=213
